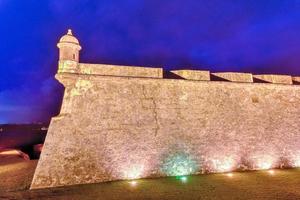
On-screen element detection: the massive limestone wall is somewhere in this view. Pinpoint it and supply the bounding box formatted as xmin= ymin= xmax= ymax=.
xmin=31 ymin=71 xmax=300 ymax=189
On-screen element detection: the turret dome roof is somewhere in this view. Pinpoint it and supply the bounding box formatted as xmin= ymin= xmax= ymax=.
xmin=59 ymin=29 xmax=80 ymax=45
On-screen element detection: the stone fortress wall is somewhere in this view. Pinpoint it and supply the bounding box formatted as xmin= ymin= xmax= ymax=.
xmin=31 ymin=30 xmax=300 ymax=189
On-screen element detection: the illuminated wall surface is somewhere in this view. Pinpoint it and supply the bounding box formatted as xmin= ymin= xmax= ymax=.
xmin=30 ymin=31 xmax=300 ymax=189
xmin=31 ymin=73 xmax=300 ymax=189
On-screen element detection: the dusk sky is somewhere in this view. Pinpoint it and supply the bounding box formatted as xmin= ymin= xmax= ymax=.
xmin=1 ymin=0 xmax=300 ymax=123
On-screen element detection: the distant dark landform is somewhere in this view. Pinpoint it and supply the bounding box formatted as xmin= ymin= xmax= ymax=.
xmin=0 ymin=123 xmax=48 ymax=159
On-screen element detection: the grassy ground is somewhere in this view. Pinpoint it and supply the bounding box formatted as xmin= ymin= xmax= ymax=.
xmin=1 ymin=156 xmax=300 ymax=200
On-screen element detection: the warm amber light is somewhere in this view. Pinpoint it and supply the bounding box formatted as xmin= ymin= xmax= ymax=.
xmin=129 ymin=181 xmax=137 ymax=186
xmin=268 ymin=170 xmax=275 ymax=175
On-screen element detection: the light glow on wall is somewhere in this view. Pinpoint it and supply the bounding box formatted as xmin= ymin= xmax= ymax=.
xmin=255 ymin=155 xmax=275 ymax=170
xmin=291 ymin=153 xmax=300 ymax=167
xmin=161 ymin=153 xmax=197 ymax=176
xmin=293 ymin=159 xmax=300 ymax=167
xmin=210 ymin=157 xmax=235 ymax=172
xmin=123 ymin=164 xmax=145 ymax=180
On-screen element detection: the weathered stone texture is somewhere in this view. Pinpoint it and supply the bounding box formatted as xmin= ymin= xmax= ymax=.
xmin=32 ymin=30 xmax=300 ymax=189
xmin=212 ymin=72 xmax=253 ymax=82
xmin=31 ymin=74 xmax=300 ymax=189
xmin=254 ymin=74 xmax=293 ymax=84
xmin=79 ymin=63 xmax=163 ymax=78
xmin=170 ymin=70 xmax=210 ymax=81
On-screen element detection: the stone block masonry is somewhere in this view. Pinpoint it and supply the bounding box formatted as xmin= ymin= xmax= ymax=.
xmin=31 ymin=73 xmax=300 ymax=189
xmin=170 ymin=70 xmax=210 ymax=81
xmin=254 ymin=74 xmax=293 ymax=84
xmin=79 ymin=63 xmax=163 ymax=78
xmin=211 ymin=72 xmax=253 ymax=83
xmin=31 ymin=29 xmax=300 ymax=189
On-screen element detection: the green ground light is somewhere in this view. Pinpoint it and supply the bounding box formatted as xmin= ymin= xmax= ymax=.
xmin=176 ymin=175 xmax=188 ymax=183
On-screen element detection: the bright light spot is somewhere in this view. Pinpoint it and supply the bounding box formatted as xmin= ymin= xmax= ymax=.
xmin=268 ymin=170 xmax=275 ymax=175
xmin=123 ymin=165 xmax=144 ymax=180
xmin=258 ymin=162 xmax=272 ymax=170
xmin=226 ymin=173 xmax=233 ymax=178
xmin=294 ymin=159 xmax=300 ymax=167
xmin=256 ymin=156 xmax=274 ymax=170
xmin=0 ymin=149 xmax=30 ymax=160
xmin=291 ymin=154 xmax=300 ymax=167
xmin=0 ymin=150 xmax=21 ymax=156
xmin=161 ymin=153 xmax=197 ymax=176
xmin=211 ymin=157 xmax=235 ymax=172
xmin=129 ymin=181 xmax=137 ymax=186
xmin=180 ymin=176 xmax=187 ymax=182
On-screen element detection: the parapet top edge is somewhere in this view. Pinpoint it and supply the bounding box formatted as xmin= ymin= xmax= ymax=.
xmin=56 ymin=29 xmax=299 ymax=85
xmin=55 ymin=72 xmax=300 ymax=88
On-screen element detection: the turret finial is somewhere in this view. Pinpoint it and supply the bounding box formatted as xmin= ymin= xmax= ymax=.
xmin=67 ymin=29 xmax=73 ymax=35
